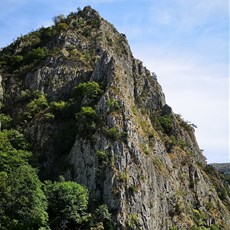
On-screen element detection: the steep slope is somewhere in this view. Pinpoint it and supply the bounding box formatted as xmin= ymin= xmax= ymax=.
xmin=0 ymin=6 xmax=229 ymax=230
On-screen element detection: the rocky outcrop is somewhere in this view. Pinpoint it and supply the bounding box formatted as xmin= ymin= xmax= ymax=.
xmin=0 ymin=6 xmax=229 ymax=229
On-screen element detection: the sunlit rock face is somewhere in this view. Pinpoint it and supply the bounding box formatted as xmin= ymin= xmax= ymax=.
xmin=0 ymin=6 xmax=229 ymax=229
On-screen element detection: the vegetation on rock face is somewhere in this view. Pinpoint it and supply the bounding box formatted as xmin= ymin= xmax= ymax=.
xmin=0 ymin=127 xmax=113 ymax=230
xmin=74 ymin=81 xmax=103 ymax=102
xmin=0 ymin=5 xmax=229 ymax=230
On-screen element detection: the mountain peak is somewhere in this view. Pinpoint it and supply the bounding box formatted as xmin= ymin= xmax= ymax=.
xmin=0 ymin=6 xmax=229 ymax=229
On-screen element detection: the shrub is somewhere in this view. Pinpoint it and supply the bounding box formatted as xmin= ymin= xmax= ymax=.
xmin=44 ymin=112 xmax=55 ymax=121
xmin=106 ymin=98 xmax=120 ymax=112
xmin=75 ymin=107 xmax=99 ymax=134
xmin=94 ymin=204 xmax=113 ymax=229
xmin=119 ymin=171 xmax=129 ymax=182
xmin=26 ymin=93 xmax=48 ymax=114
xmin=210 ymin=224 xmax=220 ymax=230
xmin=0 ymin=113 xmax=12 ymax=129
xmin=57 ymin=22 xmax=68 ymax=31
xmin=157 ymin=115 xmax=174 ymax=135
xmin=126 ymin=213 xmax=140 ymax=229
xmin=96 ymin=150 xmax=108 ymax=160
xmin=165 ymin=135 xmax=177 ymax=152
xmin=95 ymin=204 xmax=111 ymax=222
xmin=11 ymin=55 xmax=24 ymax=67
xmin=26 ymin=47 xmax=48 ymax=62
xmin=74 ymin=81 xmax=103 ymax=100
xmin=105 ymin=127 xmax=121 ymax=140
xmin=53 ymin=14 xmax=65 ymax=25
xmin=50 ymin=101 xmax=67 ymax=111
xmin=45 ymin=179 xmax=89 ymax=229
xmin=76 ymin=106 xmax=98 ymax=122
xmin=217 ymin=188 xmax=228 ymax=200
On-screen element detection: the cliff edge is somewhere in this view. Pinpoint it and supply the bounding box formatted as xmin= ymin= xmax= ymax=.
xmin=0 ymin=6 xmax=229 ymax=230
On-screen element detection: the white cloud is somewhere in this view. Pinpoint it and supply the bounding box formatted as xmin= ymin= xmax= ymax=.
xmin=146 ymin=0 xmax=228 ymax=34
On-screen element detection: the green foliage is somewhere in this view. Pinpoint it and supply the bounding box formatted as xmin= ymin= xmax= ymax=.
xmin=165 ymin=135 xmax=177 ymax=152
xmin=129 ymin=185 xmax=139 ymax=194
xmin=50 ymin=100 xmax=67 ymax=111
xmin=95 ymin=204 xmax=111 ymax=222
xmin=119 ymin=171 xmax=129 ymax=182
xmin=192 ymin=209 xmax=207 ymax=228
xmin=180 ymin=119 xmax=194 ymax=133
xmin=10 ymin=55 xmax=24 ymax=68
xmin=45 ymin=179 xmax=89 ymax=230
xmin=210 ymin=224 xmax=220 ymax=230
xmin=53 ymin=14 xmax=66 ymax=25
xmin=152 ymin=156 xmax=163 ymax=170
xmin=40 ymin=26 xmax=58 ymax=42
xmin=104 ymin=127 xmax=122 ymax=140
xmin=217 ymin=188 xmax=228 ymax=200
xmin=96 ymin=150 xmax=108 ymax=161
xmin=26 ymin=92 xmax=48 ymax=115
xmin=48 ymin=100 xmax=69 ymax=120
xmin=94 ymin=204 xmax=113 ymax=229
xmin=44 ymin=112 xmax=55 ymax=121
xmin=76 ymin=106 xmax=98 ymax=121
xmin=75 ymin=106 xmax=99 ymax=134
xmin=0 ymin=130 xmax=31 ymax=171
xmin=106 ymin=98 xmax=120 ymax=112
xmin=155 ymin=115 xmax=174 ymax=135
xmin=0 ymin=166 xmax=48 ymax=229
xmin=27 ymin=47 xmax=48 ymax=62
xmin=0 ymin=113 xmax=12 ymax=129
xmin=204 ymin=165 xmax=216 ymax=175
xmin=57 ymin=22 xmax=68 ymax=31
xmin=0 ymin=130 xmax=48 ymax=229
xmin=126 ymin=213 xmax=140 ymax=229
xmin=74 ymin=81 xmax=103 ymax=100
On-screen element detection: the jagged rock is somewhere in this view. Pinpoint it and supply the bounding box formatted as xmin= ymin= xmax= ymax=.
xmin=0 ymin=6 xmax=229 ymax=230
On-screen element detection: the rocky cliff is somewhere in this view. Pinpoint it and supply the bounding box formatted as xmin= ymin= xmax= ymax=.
xmin=0 ymin=6 xmax=229 ymax=230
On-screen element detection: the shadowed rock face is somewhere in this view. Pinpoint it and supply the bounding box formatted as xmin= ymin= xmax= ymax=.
xmin=0 ymin=6 xmax=230 ymax=229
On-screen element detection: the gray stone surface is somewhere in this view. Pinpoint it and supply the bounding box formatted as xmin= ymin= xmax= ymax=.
xmin=0 ymin=6 xmax=229 ymax=229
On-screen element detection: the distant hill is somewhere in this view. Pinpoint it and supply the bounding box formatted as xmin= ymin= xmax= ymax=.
xmin=211 ymin=163 xmax=230 ymax=175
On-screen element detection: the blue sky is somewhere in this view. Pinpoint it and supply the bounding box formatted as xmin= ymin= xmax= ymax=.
xmin=0 ymin=0 xmax=229 ymax=163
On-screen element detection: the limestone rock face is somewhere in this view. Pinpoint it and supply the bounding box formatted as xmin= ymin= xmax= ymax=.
xmin=0 ymin=6 xmax=229 ymax=229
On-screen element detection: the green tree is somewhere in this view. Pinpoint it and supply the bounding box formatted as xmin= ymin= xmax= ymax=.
xmin=0 ymin=130 xmax=49 ymax=229
xmin=75 ymin=106 xmax=99 ymax=134
xmin=94 ymin=204 xmax=113 ymax=229
xmin=0 ymin=113 xmax=12 ymax=130
xmin=26 ymin=47 xmax=48 ymax=62
xmin=45 ymin=179 xmax=89 ymax=230
xmin=26 ymin=92 xmax=48 ymax=114
xmin=74 ymin=81 xmax=103 ymax=100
